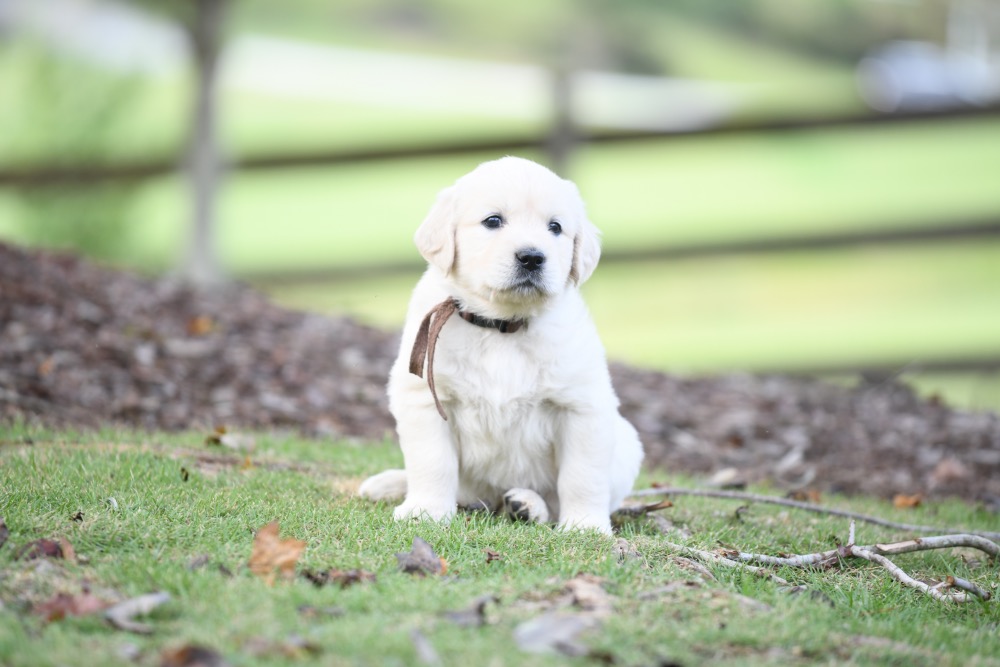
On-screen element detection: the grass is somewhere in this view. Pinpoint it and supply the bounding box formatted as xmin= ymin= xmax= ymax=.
xmin=2 ymin=426 xmax=998 ymax=666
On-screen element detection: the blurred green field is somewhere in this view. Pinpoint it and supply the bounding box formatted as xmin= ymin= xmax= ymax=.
xmin=264 ymin=240 xmax=1000 ymax=411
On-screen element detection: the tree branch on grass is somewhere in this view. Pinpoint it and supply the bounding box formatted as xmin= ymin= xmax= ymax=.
xmin=630 ymin=486 xmax=1000 ymax=541
xmin=676 ymin=518 xmax=995 ymax=604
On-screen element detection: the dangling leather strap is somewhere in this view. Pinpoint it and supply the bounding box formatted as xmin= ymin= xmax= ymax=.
xmin=408 ymin=297 xmax=527 ymax=420
xmin=409 ymin=298 xmax=460 ymax=420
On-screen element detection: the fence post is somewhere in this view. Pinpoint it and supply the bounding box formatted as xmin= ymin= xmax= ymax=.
xmin=183 ymin=0 xmax=227 ymax=286
xmin=547 ymin=65 xmax=575 ymax=177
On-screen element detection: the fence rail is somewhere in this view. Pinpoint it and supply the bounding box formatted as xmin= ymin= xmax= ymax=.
xmin=5 ymin=104 xmax=999 ymax=380
xmin=2 ymin=105 xmax=999 ymax=188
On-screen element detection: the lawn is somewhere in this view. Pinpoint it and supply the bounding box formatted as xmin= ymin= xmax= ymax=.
xmin=1 ymin=427 xmax=998 ymax=666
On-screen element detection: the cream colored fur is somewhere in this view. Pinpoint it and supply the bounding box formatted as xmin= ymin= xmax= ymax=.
xmin=358 ymin=156 xmax=644 ymax=535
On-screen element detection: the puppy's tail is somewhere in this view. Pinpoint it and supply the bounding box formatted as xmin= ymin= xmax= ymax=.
xmin=358 ymin=469 xmax=408 ymax=502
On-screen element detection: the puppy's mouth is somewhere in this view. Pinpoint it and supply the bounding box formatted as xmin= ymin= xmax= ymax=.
xmin=503 ymin=270 xmax=549 ymax=296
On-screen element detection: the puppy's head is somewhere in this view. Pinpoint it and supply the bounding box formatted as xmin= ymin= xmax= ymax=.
xmin=415 ymin=157 xmax=601 ymax=317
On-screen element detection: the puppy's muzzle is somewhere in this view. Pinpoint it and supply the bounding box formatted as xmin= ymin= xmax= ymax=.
xmin=515 ymin=248 xmax=546 ymax=273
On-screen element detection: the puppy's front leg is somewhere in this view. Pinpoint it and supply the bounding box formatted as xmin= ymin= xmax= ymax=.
xmin=557 ymin=412 xmax=614 ymax=535
xmin=393 ymin=400 xmax=459 ymax=523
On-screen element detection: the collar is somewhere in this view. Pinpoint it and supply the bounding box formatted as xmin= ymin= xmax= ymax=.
xmin=457 ymin=308 xmax=527 ymax=334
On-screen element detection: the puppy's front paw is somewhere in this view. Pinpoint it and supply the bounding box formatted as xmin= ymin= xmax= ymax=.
xmin=393 ymin=499 xmax=456 ymax=523
xmin=502 ymin=488 xmax=550 ymax=524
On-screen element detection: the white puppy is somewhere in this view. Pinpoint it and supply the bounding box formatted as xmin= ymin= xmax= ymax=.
xmin=358 ymin=156 xmax=643 ymax=534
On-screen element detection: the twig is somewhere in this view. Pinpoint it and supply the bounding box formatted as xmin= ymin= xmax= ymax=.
xmin=648 ymin=516 xmax=790 ymax=586
xmin=871 ymin=534 xmax=1000 ymax=560
xmin=630 ymin=487 xmax=1000 ymax=541
xmin=725 ymin=521 xmax=993 ymax=604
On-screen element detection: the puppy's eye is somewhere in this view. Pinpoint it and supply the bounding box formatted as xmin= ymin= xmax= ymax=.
xmin=548 ymin=220 xmax=563 ymax=236
xmin=481 ymin=215 xmax=503 ymax=230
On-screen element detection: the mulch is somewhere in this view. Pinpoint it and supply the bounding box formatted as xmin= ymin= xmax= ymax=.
xmin=2 ymin=242 xmax=998 ymax=505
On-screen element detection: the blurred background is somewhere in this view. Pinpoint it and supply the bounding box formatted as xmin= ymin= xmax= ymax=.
xmin=1 ymin=0 xmax=999 ymax=409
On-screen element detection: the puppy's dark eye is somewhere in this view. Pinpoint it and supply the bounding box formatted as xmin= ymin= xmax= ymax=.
xmin=482 ymin=215 xmax=503 ymax=230
xmin=548 ymin=220 xmax=563 ymax=236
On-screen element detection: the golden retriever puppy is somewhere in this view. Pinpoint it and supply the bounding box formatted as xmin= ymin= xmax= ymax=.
xmin=358 ymin=156 xmax=643 ymax=534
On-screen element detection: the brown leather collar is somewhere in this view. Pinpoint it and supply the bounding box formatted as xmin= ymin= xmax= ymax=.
xmin=409 ymin=297 xmax=527 ymax=420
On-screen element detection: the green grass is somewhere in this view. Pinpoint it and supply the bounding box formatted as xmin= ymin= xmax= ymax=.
xmin=1 ymin=426 xmax=998 ymax=666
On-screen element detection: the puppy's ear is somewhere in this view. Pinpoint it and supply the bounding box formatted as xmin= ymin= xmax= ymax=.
xmin=414 ymin=186 xmax=458 ymax=274
xmin=570 ymin=217 xmax=602 ymax=285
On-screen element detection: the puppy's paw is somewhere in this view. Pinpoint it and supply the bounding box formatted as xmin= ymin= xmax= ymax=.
xmin=502 ymin=488 xmax=550 ymax=524
xmin=393 ymin=499 xmax=456 ymax=523
xmin=358 ymin=469 xmax=407 ymax=502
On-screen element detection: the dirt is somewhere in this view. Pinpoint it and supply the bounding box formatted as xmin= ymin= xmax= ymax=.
xmin=2 ymin=242 xmax=999 ymax=505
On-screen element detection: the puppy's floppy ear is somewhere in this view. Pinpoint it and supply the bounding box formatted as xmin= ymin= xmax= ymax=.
xmin=570 ymin=217 xmax=602 ymax=285
xmin=414 ymin=185 xmax=458 ymax=274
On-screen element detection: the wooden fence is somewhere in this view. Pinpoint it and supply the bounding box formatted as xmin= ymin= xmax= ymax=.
xmin=3 ymin=105 xmax=999 ymax=377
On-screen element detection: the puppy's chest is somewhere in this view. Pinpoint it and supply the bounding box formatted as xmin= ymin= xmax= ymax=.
xmin=437 ymin=335 xmax=564 ymax=457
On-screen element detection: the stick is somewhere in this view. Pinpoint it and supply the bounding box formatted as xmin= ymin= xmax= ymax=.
xmin=722 ymin=521 xmax=993 ymax=603
xmin=648 ymin=516 xmax=790 ymax=586
xmin=630 ymin=487 xmax=1000 ymax=541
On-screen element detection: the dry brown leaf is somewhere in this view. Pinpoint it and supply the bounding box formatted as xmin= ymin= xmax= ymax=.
xmin=786 ymin=489 xmax=822 ymax=503
xmin=302 ymin=568 xmax=376 ymax=589
xmin=396 ymin=536 xmax=447 ymax=576
xmin=34 ymin=590 xmax=111 ymax=622
xmin=15 ymin=537 xmax=75 ymax=562
xmin=893 ymin=493 xmax=924 ymax=509
xmin=186 ymin=315 xmax=215 ymax=337
xmin=443 ymin=595 xmax=499 ymax=628
xmin=104 ymin=591 xmax=171 ymax=634
xmin=160 ymin=644 xmax=230 ymax=667
xmin=248 ymin=521 xmax=306 ymax=584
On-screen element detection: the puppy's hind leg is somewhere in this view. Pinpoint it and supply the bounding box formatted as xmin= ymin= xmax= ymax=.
xmin=358 ymin=469 xmax=407 ymax=502
xmin=502 ymin=488 xmax=551 ymax=524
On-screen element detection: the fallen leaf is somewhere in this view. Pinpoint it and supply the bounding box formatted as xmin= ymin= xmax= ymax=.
xmin=0 ymin=517 xmax=8 ymax=550
xmin=244 ymin=635 xmax=320 ymax=659
xmin=929 ymin=458 xmax=970 ymax=487
xmin=786 ymin=489 xmax=822 ymax=503
xmin=396 ymin=537 xmax=447 ymax=576
xmin=34 ymin=590 xmax=111 ymax=622
xmin=893 ymin=493 xmax=924 ymax=509
xmin=104 ymin=591 xmax=171 ymax=634
xmin=443 ymin=595 xmax=498 ymax=627
xmin=248 ymin=522 xmax=307 ymax=584
xmin=297 ymin=604 xmax=345 ymax=619
xmin=564 ymin=576 xmax=612 ymax=618
xmin=205 ymin=427 xmax=255 ymax=452
xmin=15 ymin=537 xmax=75 ymax=562
xmin=160 ymin=644 xmax=229 ymax=667
xmin=186 ymin=315 xmax=215 ymax=337
xmin=513 ymin=612 xmax=597 ymax=656
xmin=612 ymin=538 xmax=642 ymax=564
xmin=302 ymin=568 xmax=376 ymax=589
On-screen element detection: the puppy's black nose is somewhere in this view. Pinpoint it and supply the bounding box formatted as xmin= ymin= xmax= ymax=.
xmin=516 ymin=248 xmax=546 ymax=272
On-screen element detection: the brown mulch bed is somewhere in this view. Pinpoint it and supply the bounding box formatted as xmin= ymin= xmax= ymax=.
xmin=2 ymin=242 xmax=998 ymax=505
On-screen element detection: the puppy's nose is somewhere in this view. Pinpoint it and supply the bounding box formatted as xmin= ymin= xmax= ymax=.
xmin=516 ymin=248 xmax=546 ymax=272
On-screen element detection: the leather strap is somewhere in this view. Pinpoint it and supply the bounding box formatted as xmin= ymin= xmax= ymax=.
xmin=408 ymin=297 xmax=526 ymax=420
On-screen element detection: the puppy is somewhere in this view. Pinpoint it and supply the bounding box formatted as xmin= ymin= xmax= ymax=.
xmin=358 ymin=156 xmax=643 ymax=534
